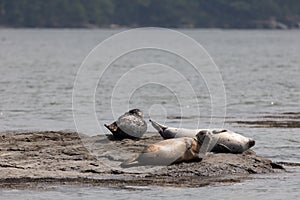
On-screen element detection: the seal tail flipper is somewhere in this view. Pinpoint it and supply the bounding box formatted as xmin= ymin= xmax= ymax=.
xmin=120 ymin=155 xmax=140 ymax=168
xmin=104 ymin=122 xmax=118 ymax=133
xmin=149 ymin=119 xmax=168 ymax=134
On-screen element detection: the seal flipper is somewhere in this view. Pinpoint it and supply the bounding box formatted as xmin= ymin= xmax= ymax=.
xmin=104 ymin=122 xmax=118 ymax=132
xmin=197 ymin=133 xmax=212 ymax=159
xmin=149 ymin=119 xmax=167 ymax=133
xmin=212 ymin=129 xmax=227 ymax=134
xmin=120 ymin=155 xmax=140 ymax=168
xmin=104 ymin=122 xmax=137 ymax=139
xmin=212 ymin=143 xmax=232 ymax=153
xmin=196 ymin=130 xmax=220 ymax=159
xmin=149 ymin=119 xmax=174 ymax=139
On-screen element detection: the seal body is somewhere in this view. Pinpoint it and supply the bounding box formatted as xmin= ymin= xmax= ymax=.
xmin=104 ymin=109 xmax=147 ymax=139
xmin=198 ymin=130 xmax=255 ymax=153
xmin=150 ymin=119 xmax=221 ymax=138
xmin=121 ymin=136 xmax=202 ymax=167
xmin=150 ymin=119 xmax=255 ymax=153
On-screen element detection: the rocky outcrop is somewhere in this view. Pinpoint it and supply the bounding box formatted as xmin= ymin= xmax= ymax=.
xmin=0 ymin=131 xmax=285 ymax=188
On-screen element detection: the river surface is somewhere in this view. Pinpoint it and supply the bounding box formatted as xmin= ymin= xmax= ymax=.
xmin=0 ymin=29 xmax=299 ymax=199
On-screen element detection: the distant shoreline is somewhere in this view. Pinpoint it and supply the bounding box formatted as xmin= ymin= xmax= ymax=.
xmin=1 ymin=1 xmax=299 ymax=33
xmin=0 ymin=26 xmax=299 ymax=30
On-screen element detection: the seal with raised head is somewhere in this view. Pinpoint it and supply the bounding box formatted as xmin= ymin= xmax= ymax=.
xmin=198 ymin=129 xmax=255 ymax=154
xmin=150 ymin=119 xmax=255 ymax=153
xmin=104 ymin=109 xmax=147 ymax=139
xmin=121 ymin=132 xmax=208 ymax=167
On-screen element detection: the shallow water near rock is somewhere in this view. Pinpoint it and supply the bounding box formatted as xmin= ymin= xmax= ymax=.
xmin=0 ymin=29 xmax=299 ymax=199
xmin=0 ymin=167 xmax=299 ymax=200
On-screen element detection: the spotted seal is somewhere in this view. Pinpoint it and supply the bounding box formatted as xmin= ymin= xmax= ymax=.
xmin=121 ymin=128 xmax=255 ymax=167
xmin=121 ymin=132 xmax=206 ymax=167
xmin=197 ymin=129 xmax=255 ymax=153
xmin=150 ymin=119 xmax=255 ymax=153
xmin=104 ymin=109 xmax=147 ymax=139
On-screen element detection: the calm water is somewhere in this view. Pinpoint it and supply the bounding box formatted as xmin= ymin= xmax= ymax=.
xmin=0 ymin=29 xmax=299 ymax=199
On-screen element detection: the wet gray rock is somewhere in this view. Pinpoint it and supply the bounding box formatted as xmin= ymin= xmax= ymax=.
xmin=0 ymin=131 xmax=285 ymax=188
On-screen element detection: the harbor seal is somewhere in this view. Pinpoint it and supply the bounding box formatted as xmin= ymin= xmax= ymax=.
xmin=121 ymin=132 xmax=207 ymax=167
xmin=150 ymin=119 xmax=255 ymax=153
xmin=121 ymin=129 xmax=255 ymax=167
xmin=104 ymin=109 xmax=147 ymax=139
xmin=197 ymin=129 xmax=255 ymax=154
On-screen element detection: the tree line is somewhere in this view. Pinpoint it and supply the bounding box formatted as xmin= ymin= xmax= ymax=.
xmin=0 ymin=0 xmax=299 ymax=28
